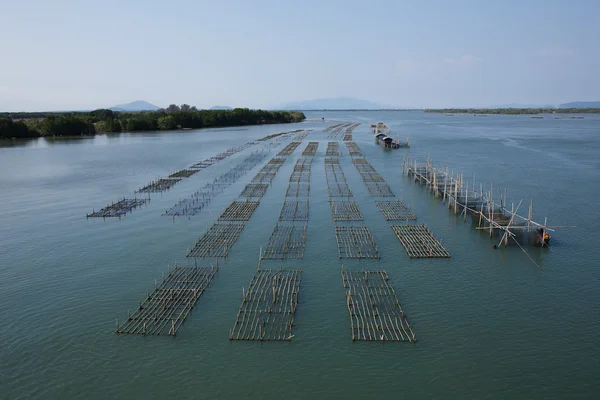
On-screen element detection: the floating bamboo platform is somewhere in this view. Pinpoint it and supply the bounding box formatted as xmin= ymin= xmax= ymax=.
xmin=187 ymin=223 xmax=245 ymax=258
xmin=345 ymin=142 xmax=363 ymax=157
xmin=165 ymin=150 xmax=268 ymax=216
xmin=286 ymin=182 xmax=310 ymax=197
xmin=229 ymin=268 xmax=302 ymax=341
xmin=328 ymin=182 xmax=352 ymax=197
xmin=87 ymin=197 xmax=149 ymax=218
xmin=365 ymin=182 xmax=395 ymax=197
xmin=218 ymin=201 xmax=260 ymax=221
xmin=330 ymin=200 xmax=364 ymax=221
xmin=116 ymin=265 xmax=218 ymax=336
xmin=335 ymin=226 xmax=380 ymax=259
xmin=376 ymin=201 xmax=417 ymax=221
xmin=326 ymin=142 xmax=340 ymax=156
xmin=277 ymin=142 xmax=302 ymax=156
xmin=251 ymin=172 xmax=275 ymax=183
xmin=169 ymin=169 xmax=198 ymax=179
xmin=136 ymin=178 xmax=182 ymax=193
xmin=191 ymin=142 xmax=255 ymax=169
xmin=341 ymin=269 xmax=416 ymax=342
xmin=352 ymin=158 xmax=385 ymax=182
xmin=302 ymin=142 xmax=319 ymax=156
xmin=241 ymin=183 xmax=269 ymax=198
xmin=262 ymin=224 xmax=307 ymax=260
xmin=279 ymin=200 xmax=309 ymax=221
xmin=391 ymin=224 xmax=450 ymax=258
xmin=343 ymin=123 xmax=360 ymax=141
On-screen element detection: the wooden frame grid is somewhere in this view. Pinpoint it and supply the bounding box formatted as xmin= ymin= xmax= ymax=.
xmin=116 ymin=266 xmax=218 ymax=336
xmin=341 ymin=269 xmax=416 ymax=342
xmin=326 ymin=142 xmax=340 ymax=156
xmin=187 ymin=223 xmax=245 ymax=258
xmin=279 ymin=200 xmax=309 ymax=221
xmin=169 ymin=169 xmax=198 ymax=178
xmin=262 ymin=225 xmax=307 ymax=260
xmin=302 ymin=142 xmax=319 ymax=156
xmin=365 ymin=182 xmax=395 ymax=197
xmin=136 ymin=178 xmax=182 ymax=193
xmin=330 ymin=200 xmax=364 ymax=221
xmin=345 ymin=142 xmax=364 ymax=156
xmin=286 ymin=182 xmax=310 ymax=197
xmin=335 ymin=226 xmax=380 ymax=259
xmin=376 ymin=201 xmax=417 ymax=220
xmin=87 ymin=198 xmax=148 ymax=218
xmin=218 ymin=201 xmax=260 ymax=221
xmin=391 ymin=224 xmax=450 ymax=258
xmin=277 ymin=142 xmax=302 ymax=156
xmin=229 ymin=269 xmax=302 ymax=341
xmin=241 ymin=183 xmax=269 ymax=197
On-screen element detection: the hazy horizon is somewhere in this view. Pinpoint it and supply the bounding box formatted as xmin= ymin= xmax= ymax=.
xmin=1 ymin=0 xmax=599 ymax=112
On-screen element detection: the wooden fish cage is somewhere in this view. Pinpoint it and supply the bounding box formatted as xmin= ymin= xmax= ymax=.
xmin=403 ymin=156 xmax=572 ymax=247
xmin=116 ymin=264 xmax=218 ymax=336
xmin=341 ymin=268 xmax=416 ymax=342
xmin=229 ymin=268 xmax=302 ymax=341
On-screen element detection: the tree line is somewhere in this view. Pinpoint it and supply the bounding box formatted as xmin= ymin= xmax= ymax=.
xmin=0 ymin=106 xmax=306 ymax=139
xmin=425 ymin=108 xmax=600 ymax=115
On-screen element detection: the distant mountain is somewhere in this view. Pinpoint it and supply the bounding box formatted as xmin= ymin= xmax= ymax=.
xmin=559 ymin=101 xmax=600 ymax=108
xmin=210 ymin=105 xmax=233 ymax=110
xmin=490 ymin=103 xmax=556 ymax=109
xmin=279 ymin=97 xmax=396 ymax=110
xmin=109 ymin=100 xmax=160 ymax=112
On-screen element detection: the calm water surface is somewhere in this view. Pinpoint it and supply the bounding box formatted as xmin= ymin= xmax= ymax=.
xmin=0 ymin=112 xmax=598 ymax=399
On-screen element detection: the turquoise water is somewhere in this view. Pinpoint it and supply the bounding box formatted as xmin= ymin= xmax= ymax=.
xmin=0 ymin=112 xmax=598 ymax=399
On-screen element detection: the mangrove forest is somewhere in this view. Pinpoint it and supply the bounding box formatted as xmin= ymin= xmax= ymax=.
xmin=0 ymin=106 xmax=306 ymax=139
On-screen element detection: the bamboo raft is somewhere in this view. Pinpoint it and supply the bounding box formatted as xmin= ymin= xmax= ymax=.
xmin=187 ymin=223 xmax=245 ymax=258
xmin=364 ymin=182 xmax=394 ymax=197
xmin=165 ymin=150 xmax=269 ymax=216
xmin=279 ymin=200 xmax=309 ymax=221
xmin=341 ymin=269 xmax=416 ymax=342
xmin=190 ymin=142 xmax=255 ymax=169
xmin=330 ymin=200 xmax=364 ymax=221
xmin=87 ymin=197 xmax=149 ymax=218
xmin=343 ymin=122 xmax=360 ymax=141
xmin=391 ymin=224 xmax=450 ymax=258
xmin=251 ymin=172 xmax=275 ymax=183
xmin=277 ymin=142 xmax=302 ymax=157
xmin=286 ymin=182 xmax=310 ymax=197
xmin=229 ymin=268 xmax=302 ymax=341
xmin=328 ymin=182 xmax=352 ymax=197
xmin=262 ymin=225 xmax=307 ymax=260
xmin=345 ymin=142 xmax=364 ymax=157
xmin=352 ymin=158 xmax=385 ymax=182
xmin=218 ymin=201 xmax=260 ymax=221
xmin=376 ymin=201 xmax=417 ymax=221
xmin=335 ymin=226 xmax=380 ymax=259
xmin=241 ymin=183 xmax=269 ymax=198
xmin=116 ymin=265 xmax=218 ymax=336
xmin=302 ymin=142 xmax=319 ymax=156
xmin=326 ymin=142 xmax=340 ymax=156
xmin=136 ymin=178 xmax=182 ymax=193
xmin=168 ymin=169 xmax=198 ymax=179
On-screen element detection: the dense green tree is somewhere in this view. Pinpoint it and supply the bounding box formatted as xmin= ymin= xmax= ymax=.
xmin=157 ymin=116 xmax=177 ymax=130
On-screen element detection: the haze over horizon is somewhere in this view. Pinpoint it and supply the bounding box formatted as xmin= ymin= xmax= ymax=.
xmin=1 ymin=0 xmax=598 ymax=112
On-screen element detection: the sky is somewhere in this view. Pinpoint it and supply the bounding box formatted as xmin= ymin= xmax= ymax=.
xmin=1 ymin=0 xmax=599 ymax=111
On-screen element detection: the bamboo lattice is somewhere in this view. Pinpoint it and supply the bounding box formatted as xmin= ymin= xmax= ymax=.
xmin=116 ymin=265 xmax=218 ymax=336
xmin=136 ymin=178 xmax=182 ymax=193
xmin=218 ymin=201 xmax=260 ymax=221
xmin=169 ymin=169 xmax=198 ymax=179
xmin=262 ymin=225 xmax=307 ymax=260
xmin=341 ymin=269 xmax=416 ymax=342
xmin=335 ymin=226 xmax=380 ymax=259
xmin=187 ymin=223 xmax=245 ymax=258
xmin=87 ymin=198 xmax=148 ymax=218
xmin=391 ymin=224 xmax=450 ymax=258
xmin=330 ymin=200 xmax=364 ymax=221
xmin=345 ymin=142 xmax=363 ymax=156
xmin=326 ymin=142 xmax=339 ymax=156
xmin=277 ymin=142 xmax=302 ymax=156
xmin=241 ymin=183 xmax=269 ymax=197
xmin=302 ymin=142 xmax=319 ymax=156
xmin=365 ymin=182 xmax=395 ymax=197
xmin=279 ymin=200 xmax=309 ymax=221
xmin=229 ymin=269 xmax=302 ymax=341
xmin=376 ymin=201 xmax=417 ymax=220
xmin=286 ymin=182 xmax=310 ymax=197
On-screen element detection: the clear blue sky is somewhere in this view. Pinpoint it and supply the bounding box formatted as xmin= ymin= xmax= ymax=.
xmin=1 ymin=0 xmax=598 ymax=111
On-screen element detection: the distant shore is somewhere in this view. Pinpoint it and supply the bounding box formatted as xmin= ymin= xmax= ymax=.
xmin=425 ymin=108 xmax=600 ymax=115
xmin=0 ymin=108 xmax=305 ymax=139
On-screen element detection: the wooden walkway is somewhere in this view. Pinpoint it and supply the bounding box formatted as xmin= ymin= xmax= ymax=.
xmin=335 ymin=226 xmax=380 ymax=259
xmin=116 ymin=265 xmax=217 ymax=336
xmin=376 ymin=200 xmax=417 ymax=220
xmin=341 ymin=269 xmax=416 ymax=342
xmin=391 ymin=224 xmax=450 ymax=258
xmin=229 ymin=268 xmax=302 ymax=341
xmin=187 ymin=223 xmax=245 ymax=258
